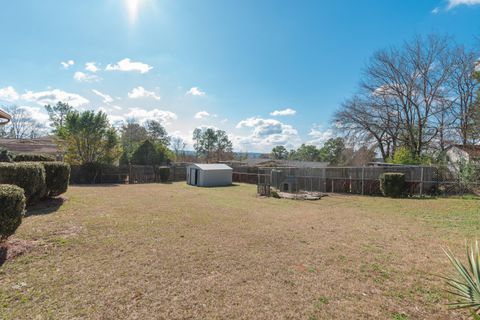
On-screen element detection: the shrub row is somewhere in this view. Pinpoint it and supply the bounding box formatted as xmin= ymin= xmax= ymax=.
xmin=13 ymin=153 xmax=55 ymax=162
xmin=0 ymin=162 xmax=46 ymax=204
xmin=0 ymin=150 xmax=56 ymax=163
xmin=0 ymin=184 xmax=26 ymax=241
xmin=0 ymin=162 xmax=70 ymax=203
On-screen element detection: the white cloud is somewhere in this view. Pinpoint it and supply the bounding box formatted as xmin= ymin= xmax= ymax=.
xmin=432 ymin=7 xmax=440 ymax=13
xmin=447 ymin=0 xmax=480 ymax=9
xmin=307 ymin=125 xmax=335 ymax=146
xmin=106 ymin=58 xmax=153 ymax=74
xmin=186 ymin=87 xmax=206 ymax=96
xmin=92 ymin=89 xmax=114 ymax=104
xmin=61 ymin=60 xmax=75 ymax=69
xmin=85 ymin=62 xmax=99 ymax=73
xmin=235 ymin=117 xmax=300 ymax=151
xmin=127 ymin=86 xmax=160 ymax=100
xmin=270 ymin=108 xmax=297 ymax=116
xmin=124 ymin=107 xmax=177 ymax=125
xmin=21 ymin=89 xmax=89 ymax=108
xmin=107 ymin=114 xmax=127 ymax=127
xmin=0 ymin=86 xmax=19 ymax=102
xmin=194 ymin=111 xmax=210 ymax=119
xmin=74 ymin=71 xmax=101 ymax=83
xmin=19 ymin=106 xmax=50 ymax=123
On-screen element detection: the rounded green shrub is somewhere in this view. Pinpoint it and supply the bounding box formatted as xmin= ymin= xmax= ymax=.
xmin=0 ymin=162 xmax=46 ymax=203
xmin=14 ymin=153 xmax=55 ymax=162
xmin=379 ymin=173 xmax=406 ymax=198
xmin=42 ymin=162 xmax=70 ymax=197
xmin=158 ymin=166 xmax=170 ymax=182
xmin=0 ymin=148 xmax=13 ymax=163
xmin=0 ymin=184 xmax=26 ymax=241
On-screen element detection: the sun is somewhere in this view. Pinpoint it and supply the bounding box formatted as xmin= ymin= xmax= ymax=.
xmin=125 ymin=0 xmax=142 ymax=25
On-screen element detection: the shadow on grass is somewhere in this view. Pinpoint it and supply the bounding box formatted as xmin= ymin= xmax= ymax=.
xmin=190 ymin=183 xmax=241 ymax=188
xmin=0 ymin=246 xmax=6 ymax=267
xmin=71 ymin=183 xmax=122 ymax=187
xmin=26 ymin=197 xmax=66 ymax=217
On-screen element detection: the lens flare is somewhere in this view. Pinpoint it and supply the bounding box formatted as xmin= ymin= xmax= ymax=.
xmin=125 ymin=0 xmax=142 ymax=25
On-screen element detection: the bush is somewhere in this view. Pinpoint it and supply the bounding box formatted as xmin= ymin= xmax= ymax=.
xmin=14 ymin=153 xmax=55 ymax=162
xmin=43 ymin=162 xmax=70 ymax=197
xmin=379 ymin=173 xmax=406 ymax=198
xmin=0 ymin=148 xmax=13 ymax=163
xmin=0 ymin=162 xmax=46 ymax=203
xmin=0 ymin=184 xmax=26 ymax=241
xmin=157 ymin=166 xmax=170 ymax=182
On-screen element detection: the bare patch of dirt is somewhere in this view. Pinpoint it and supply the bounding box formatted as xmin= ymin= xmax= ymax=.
xmin=0 ymin=238 xmax=38 ymax=266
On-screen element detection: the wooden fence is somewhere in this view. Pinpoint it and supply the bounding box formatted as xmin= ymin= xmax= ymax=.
xmin=70 ymin=163 xmax=188 ymax=184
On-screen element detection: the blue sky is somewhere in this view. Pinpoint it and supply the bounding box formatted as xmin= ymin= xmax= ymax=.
xmin=0 ymin=0 xmax=479 ymax=152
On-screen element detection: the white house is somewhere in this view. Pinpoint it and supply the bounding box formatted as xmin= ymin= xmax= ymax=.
xmin=186 ymin=164 xmax=233 ymax=187
xmin=445 ymin=144 xmax=480 ymax=174
xmin=446 ymin=145 xmax=480 ymax=164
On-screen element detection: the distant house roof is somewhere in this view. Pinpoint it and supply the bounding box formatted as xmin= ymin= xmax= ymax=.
xmin=448 ymin=144 xmax=480 ymax=160
xmin=0 ymin=109 xmax=11 ymax=125
xmin=239 ymin=158 xmax=329 ymax=168
xmin=191 ymin=163 xmax=233 ymax=170
xmin=0 ymin=137 xmax=60 ymax=155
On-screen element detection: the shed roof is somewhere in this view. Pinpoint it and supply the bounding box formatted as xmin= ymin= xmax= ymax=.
xmin=192 ymin=163 xmax=233 ymax=170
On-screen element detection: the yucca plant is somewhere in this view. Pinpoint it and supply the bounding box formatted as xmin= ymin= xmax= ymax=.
xmin=443 ymin=242 xmax=480 ymax=319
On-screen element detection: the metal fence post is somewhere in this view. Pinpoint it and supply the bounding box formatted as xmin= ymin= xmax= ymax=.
xmin=361 ymin=167 xmax=365 ymax=196
xmin=420 ymin=167 xmax=424 ymax=197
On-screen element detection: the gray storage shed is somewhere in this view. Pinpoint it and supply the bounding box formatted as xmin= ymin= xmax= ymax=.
xmin=186 ymin=163 xmax=233 ymax=187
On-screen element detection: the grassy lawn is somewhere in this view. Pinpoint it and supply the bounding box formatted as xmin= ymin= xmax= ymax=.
xmin=1 ymin=183 xmax=479 ymax=319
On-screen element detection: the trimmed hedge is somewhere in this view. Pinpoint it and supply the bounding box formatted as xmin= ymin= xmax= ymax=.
xmin=0 ymin=184 xmax=26 ymax=241
xmin=14 ymin=153 xmax=55 ymax=162
xmin=379 ymin=173 xmax=406 ymax=198
xmin=0 ymin=148 xmax=13 ymax=163
xmin=158 ymin=166 xmax=170 ymax=182
xmin=0 ymin=162 xmax=46 ymax=203
xmin=43 ymin=162 xmax=70 ymax=197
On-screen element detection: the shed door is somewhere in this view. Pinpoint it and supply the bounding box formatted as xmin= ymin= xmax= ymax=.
xmin=190 ymin=168 xmax=199 ymax=185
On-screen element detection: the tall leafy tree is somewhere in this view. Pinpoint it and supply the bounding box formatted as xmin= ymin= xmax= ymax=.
xmin=59 ymin=110 xmax=120 ymax=165
xmin=120 ymin=121 xmax=148 ymax=165
xmin=271 ymin=146 xmax=288 ymax=159
xmin=293 ymin=144 xmax=321 ymax=161
xmin=146 ymin=120 xmax=170 ymax=146
xmin=44 ymin=102 xmax=73 ymax=133
xmin=319 ymin=138 xmax=345 ymax=165
xmin=192 ymin=128 xmax=233 ymax=162
xmin=130 ymin=140 xmax=172 ymax=166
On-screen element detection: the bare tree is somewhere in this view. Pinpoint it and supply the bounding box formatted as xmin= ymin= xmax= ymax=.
xmin=2 ymin=105 xmax=45 ymax=139
xmin=171 ymin=137 xmax=186 ymax=161
xmin=448 ymin=46 xmax=479 ymax=145
xmin=334 ymin=34 xmax=479 ymax=161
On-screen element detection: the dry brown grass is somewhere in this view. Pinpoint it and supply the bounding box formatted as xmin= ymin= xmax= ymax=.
xmin=1 ymin=183 xmax=479 ymax=319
